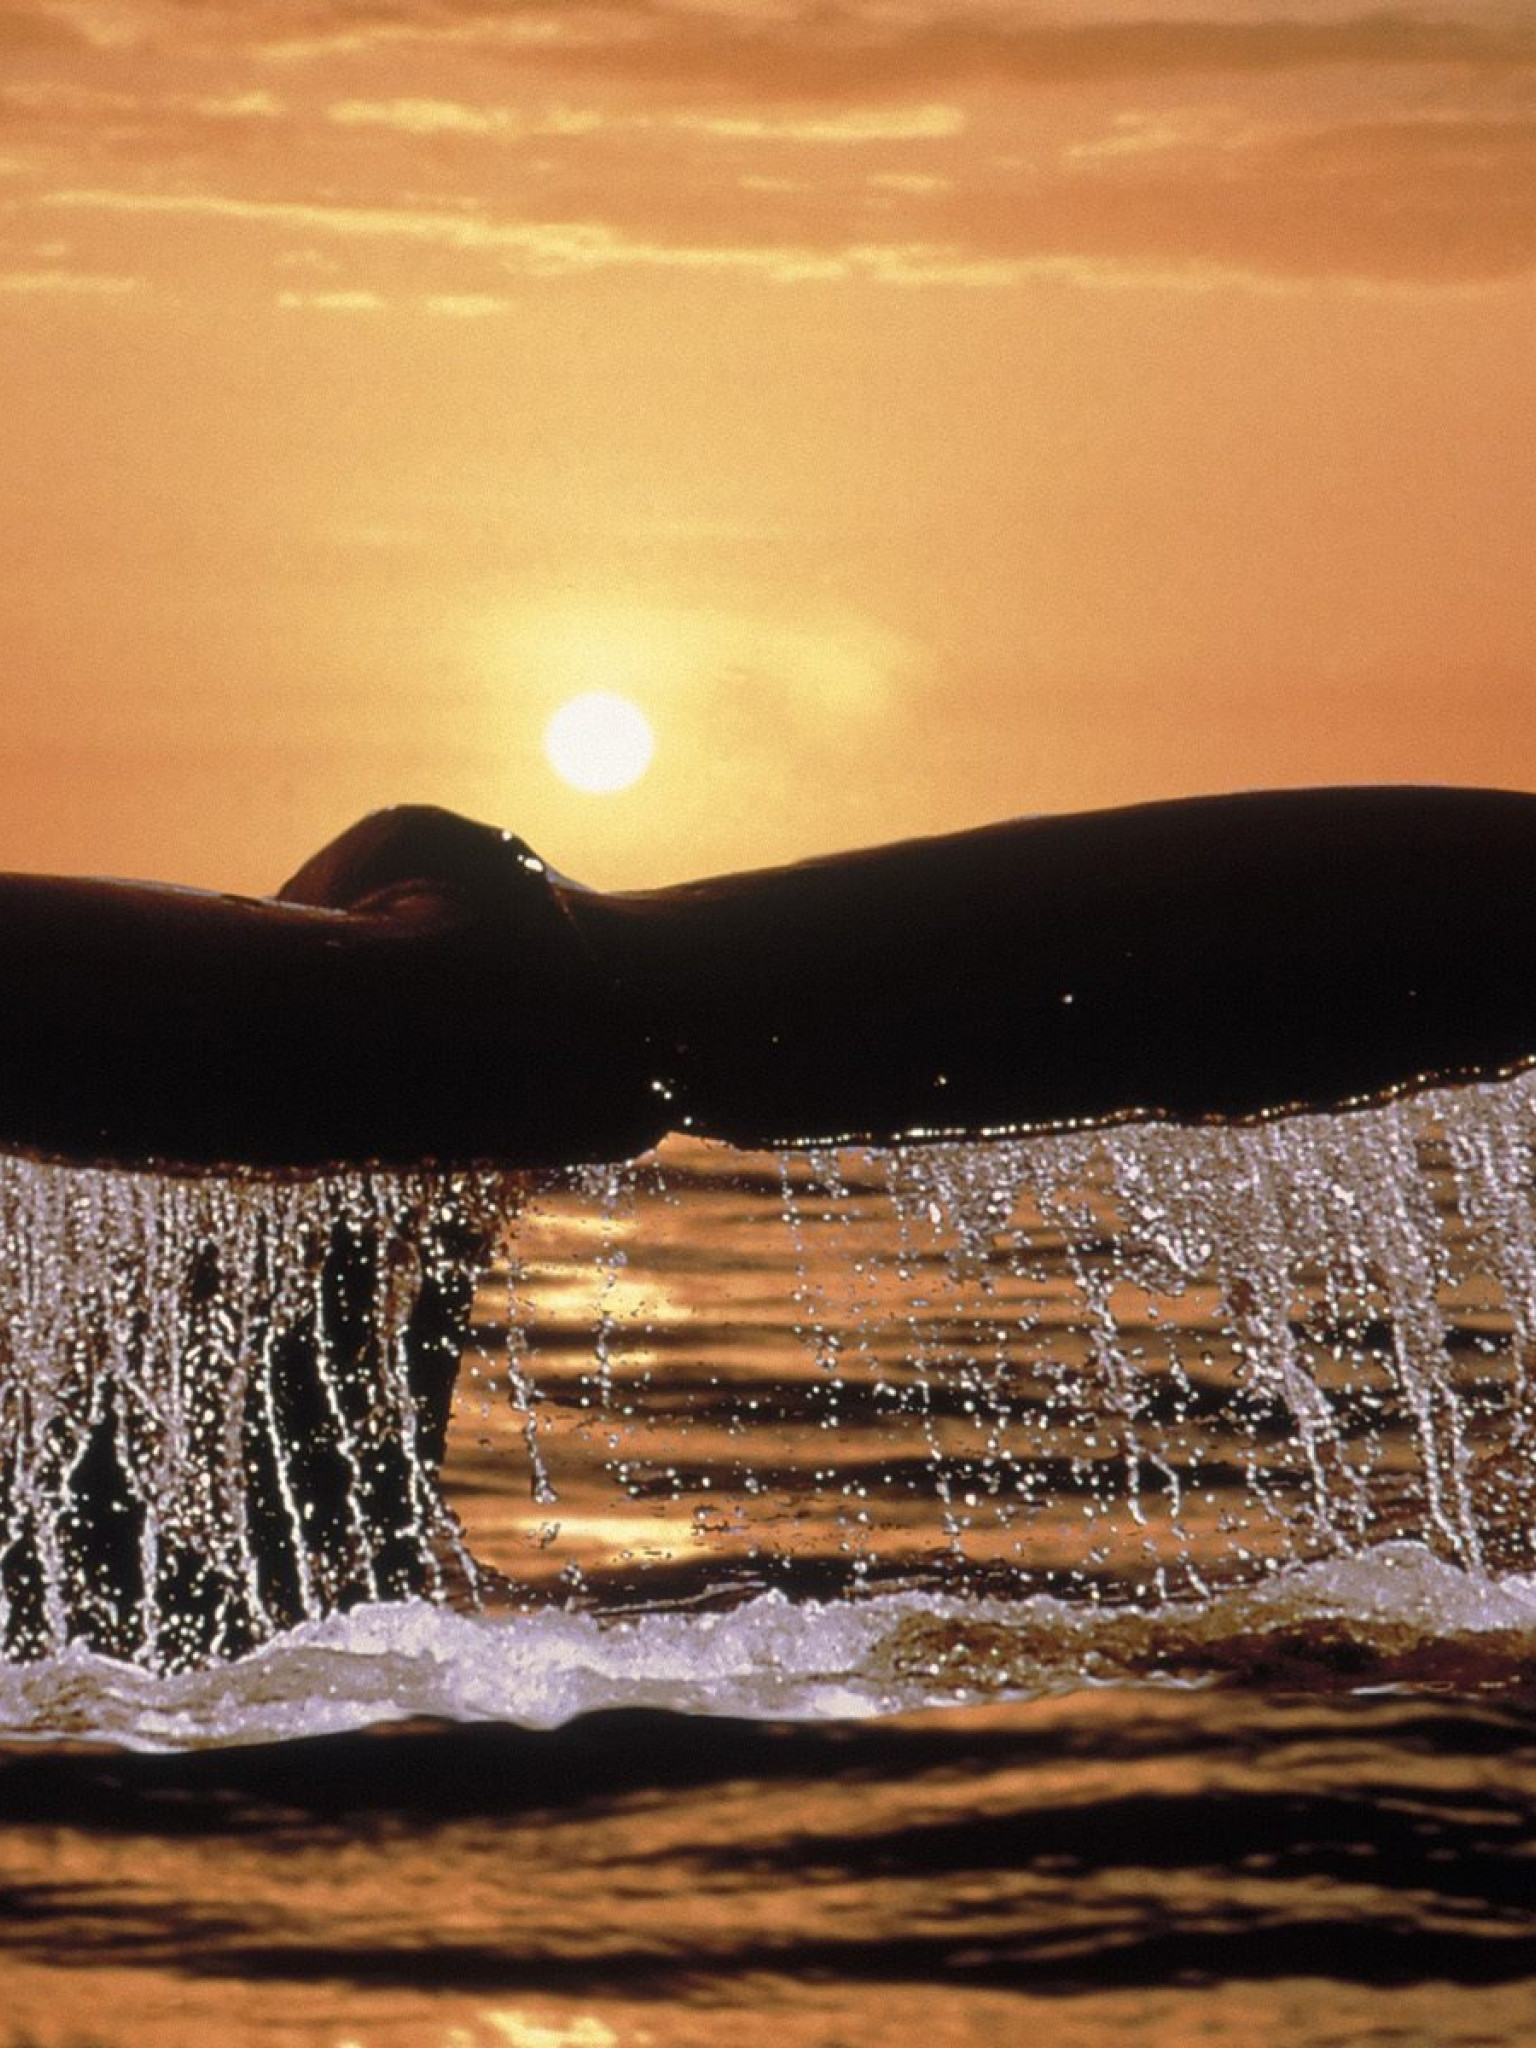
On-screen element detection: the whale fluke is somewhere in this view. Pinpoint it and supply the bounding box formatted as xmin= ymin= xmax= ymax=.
xmin=0 ymin=807 xmax=665 ymax=1173
xmin=569 ymin=784 xmax=1536 ymax=1152
xmin=0 ymin=785 xmax=1534 ymax=1173
xmin=6 ymin=784 xmax=1536 ymax=1665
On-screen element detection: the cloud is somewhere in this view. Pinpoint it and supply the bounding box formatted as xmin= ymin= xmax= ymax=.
xmin=0 ymin=6 xmax=88 ymax=52
xmin=867 ymin=171 xmax=952 ymax=193
xmin=245 ymin=5 xmax=1536 ymax=97
xmin=421 ymin=289 xmax=513 ymax=314
xmin=193 ymin=90 xmax=286 ymax=120
xmin=327 ymin=96 xmax=609 ymax=138
xmin=328 ymin=97 xmax=520 ymax=137
xmin=1067 ymin=111 xmax=1215 ymax=162
xmin=1279 ymin=110 xmax=1536 ymax=177
xmin=673 ymin=104 xmax=966 ymax=143
xmin=0 ymin=79 xmax=289 ymax=138
xmin=48 ymin=186 xmax=532 ymax=251
xmin=275 ymin=285 xmax=384 ymax=308
xmin=21 ymin=9 xmax=1536 ymax=293
xmin=45 ymin=3 xmax=1536 ymax=94
xmin=2 ymin=80 xmax=141 ymax=117
xmin=43 ymin=185 xmax=1038 ymax=285
xmin=275 ymin=245 xmax=341 ymax=271
xmin=0 ymin=264 xmax=140 ymax=291
xmin=248 ymin=0 xmax=657 ymax=64
xmin=1039 ymin=111 xmax=1536 ymax=283
xmin=47 ymin=88 xmax=1536 ymax=293
xmin=325 ymin=93 xmax=963 ymax=147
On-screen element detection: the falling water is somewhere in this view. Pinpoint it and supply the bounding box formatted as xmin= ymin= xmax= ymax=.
xmin=0 ymin=1159 xmax=513 ymax=1669
xmin=5 ymin=1069 xmax=1536 ymax=1711
xmin=460 ymin=1067 xmax=1536 ymax=1630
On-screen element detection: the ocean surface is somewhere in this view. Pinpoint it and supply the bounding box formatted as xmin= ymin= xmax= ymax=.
xmin=6 ymin=1097 xmax=1536 ymax=2046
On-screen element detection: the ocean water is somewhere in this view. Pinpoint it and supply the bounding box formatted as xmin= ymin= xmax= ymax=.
xmin=7 ymin=1086 xmax=1536 ymax=2044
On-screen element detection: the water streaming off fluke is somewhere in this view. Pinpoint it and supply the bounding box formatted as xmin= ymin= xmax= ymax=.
xmin=0 ymin=1163 xmax=514 ymax=1668
xmin=7 ymin=1070 xmax=1536 ymax=1733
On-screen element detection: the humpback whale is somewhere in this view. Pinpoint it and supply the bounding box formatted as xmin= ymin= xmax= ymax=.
xmin=2 ymin=783 xmax=1536 ymax=1173
xmin=6 ymin=784 xmax=1536 ymax=1664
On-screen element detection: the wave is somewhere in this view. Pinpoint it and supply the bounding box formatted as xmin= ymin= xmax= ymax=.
xmin=4 ymin=1542 xmax=1533 ymax=1754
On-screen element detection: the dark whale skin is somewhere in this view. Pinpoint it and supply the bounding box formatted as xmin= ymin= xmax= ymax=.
xmin=0 ymin=810 xmax=664 ymax=1174
xmin=1 ymin=785 xmax=1535 ymax=1174
xmin=565 ymin=784 xmax=1536 ymax=1150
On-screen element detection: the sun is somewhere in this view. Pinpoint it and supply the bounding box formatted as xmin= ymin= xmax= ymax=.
xmin=543 ymin=691 xmax=655 ymax=795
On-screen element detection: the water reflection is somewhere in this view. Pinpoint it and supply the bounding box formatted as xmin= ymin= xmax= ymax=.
xmin=4 ymin=1692 xmax=1536 ymax=2045
xmin=448 ymin=1090 xmax=1536 ymax=1622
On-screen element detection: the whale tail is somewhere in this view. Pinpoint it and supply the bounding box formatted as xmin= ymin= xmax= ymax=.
xmin=2 ymin=787 xmax=1536 ymax=1173
xmin=6 ymin=786 xmax=1536 ymax=1666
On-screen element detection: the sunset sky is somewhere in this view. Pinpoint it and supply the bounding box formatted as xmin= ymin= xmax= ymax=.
xmin=1 ymin=0 xmax=1532 ymax=893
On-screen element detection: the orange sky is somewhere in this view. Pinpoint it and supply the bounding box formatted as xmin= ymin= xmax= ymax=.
xmin=1 ymin=0 xmax=1533 ymax=892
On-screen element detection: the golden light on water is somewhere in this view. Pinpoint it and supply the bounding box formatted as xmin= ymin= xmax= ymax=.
xmin=544 ymin=691 xmax=655 ymax=796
